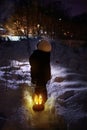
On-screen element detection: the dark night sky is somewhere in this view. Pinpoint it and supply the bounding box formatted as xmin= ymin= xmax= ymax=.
xmin=63 ymin=0 xmax=87 ymax=16
xmin=47 ymin=0 xmax=87 ymax=16
xmin=0 ymin=0 xmax=87 ymax=22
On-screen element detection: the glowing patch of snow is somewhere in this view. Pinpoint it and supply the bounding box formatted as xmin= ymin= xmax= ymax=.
xmin=51 ymin=65 xmax=69 ymax=77
xmin=22 ymin=86 xmax=57 ymax=128
xmin=8 ymin=36 xmax=20 ymax=41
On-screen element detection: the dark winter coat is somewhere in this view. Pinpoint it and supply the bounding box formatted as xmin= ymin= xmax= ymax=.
xmin=29 ymin=50 xmax=51 ymax=87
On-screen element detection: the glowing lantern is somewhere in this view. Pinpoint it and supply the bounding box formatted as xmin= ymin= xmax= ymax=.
xmin=33 ymin=94 xmax=44 ymax=111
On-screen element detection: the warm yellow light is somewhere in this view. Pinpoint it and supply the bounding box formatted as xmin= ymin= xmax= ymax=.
xmin=21 ymin=28 xmax=24 ymax=33
xmin=34 ymin=94 xmax=39 ymax=105
xmin=23 ymin=90 xmax=33 ymax=109
xmin=37 ymin=24 xmax=40 ymax=28
xmin=64 ymin=32 xmax=67 ymax=36
xmin=33 ymin=94 xmax=44 ymax=111
xmin=38 ymin=94 xmax=43 ymax=105
xmin=34 ymin=94 xmax=43 ymax=105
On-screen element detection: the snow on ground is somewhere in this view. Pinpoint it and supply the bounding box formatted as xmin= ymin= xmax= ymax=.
xmin=0 ymin=38 xmax=87 ymax=130
xmin=47 ymin=39 xmax=87 ymax=129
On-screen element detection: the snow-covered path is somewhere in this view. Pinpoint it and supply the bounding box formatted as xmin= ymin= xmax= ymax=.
xmin=0 ymin=38 xmax=87 ymax=130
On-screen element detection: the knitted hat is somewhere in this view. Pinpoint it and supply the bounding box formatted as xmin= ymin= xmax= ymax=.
xmin=37 ymin=40 xmax=52 ymax=52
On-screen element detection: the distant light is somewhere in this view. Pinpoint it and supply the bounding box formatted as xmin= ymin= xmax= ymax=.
xmin=59 ymin=18 xmax=62 ymax=20
xmin=64 ymin=32 xmax=67 ymax=36
xmin=21 ymin=29 xmax=24 ymax=33
xmin=44 ymin=31 xmax=47 ymax=34
xmin=37 ymin=24 xmax=40 ymax=28
xmin=40 ymin=30 xmax=43 ymax=34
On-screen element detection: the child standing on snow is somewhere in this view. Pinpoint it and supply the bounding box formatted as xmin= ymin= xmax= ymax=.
xmin=29 ymin=39 xmax=52 ymax=102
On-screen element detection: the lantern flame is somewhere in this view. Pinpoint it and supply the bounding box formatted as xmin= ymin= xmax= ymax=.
xmin=39 ymin=94 xmax=43 ymax=105
xmin=34 ymin=94 xmax=43 ymax=105
xmin=34 ymin=94 xmax=39 ymax=105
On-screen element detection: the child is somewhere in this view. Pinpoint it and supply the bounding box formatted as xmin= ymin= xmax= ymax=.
xmin=29 ymin=39 xmax=52 ymax=102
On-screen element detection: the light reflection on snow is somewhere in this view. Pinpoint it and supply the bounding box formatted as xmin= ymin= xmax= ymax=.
xmin=22 ymin=86 xmax=57 ymax=128
xmin=51 ymin=64 xmax=69 ymax=77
